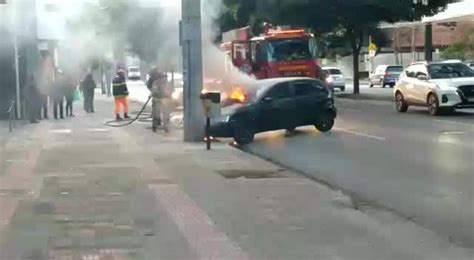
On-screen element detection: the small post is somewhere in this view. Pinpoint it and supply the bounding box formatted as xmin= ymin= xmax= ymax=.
xmin=205 ymin=117 xmax=211 ymax=150
xmin=200 ymin=92 xmax=221 ymax=151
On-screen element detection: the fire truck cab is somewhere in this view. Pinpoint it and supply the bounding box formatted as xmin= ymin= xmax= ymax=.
xmin=221 ymin=26 xmax=321 ymax=80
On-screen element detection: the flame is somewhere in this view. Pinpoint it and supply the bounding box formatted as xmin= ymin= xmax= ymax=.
xmin=230 ymin=87 xmax=246 ymax=103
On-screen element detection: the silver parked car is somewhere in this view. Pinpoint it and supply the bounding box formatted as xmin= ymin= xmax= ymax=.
xmin=322 ymin=67 xmax=346 ymax=91
xmin=369 ymin=65 xmax=403 ymax=88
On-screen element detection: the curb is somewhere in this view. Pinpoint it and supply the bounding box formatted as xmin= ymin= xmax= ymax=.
xmin=336 ymin=94 xmax=394 ymax=102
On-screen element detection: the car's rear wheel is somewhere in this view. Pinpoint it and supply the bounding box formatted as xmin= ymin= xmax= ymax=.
xmin=315 ymin=114 xmax=335 ymax=132
xmin=233 ymin=122 xmax=255 ymax=145
xmin=427 ymin=93 xmax=441 ymax=116
xmin=395 ymin=92 xmax=409 ymax=113
xmin=340 ymin=86 xmax=345 ymax=92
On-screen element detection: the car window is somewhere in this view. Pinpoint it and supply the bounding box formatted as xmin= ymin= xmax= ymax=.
xmin=428 ymin=63 xmax=474 ymax=79
xmin=405 ymin=65 xmax=416 ymax=78
xmin=327 ymin=69 xmax=342 ymax=75
xmin=413 ymin=64 xmax=428 ymax=77
xmin=387 ymin=66 xmax=403 ymax=73
xmin=294 ymin=80 xmax=328 ymax=96
xmin=293 ymin=81 xmax=315 ymax=96
xmin=265 ymin=82 xmax=293 ymax=99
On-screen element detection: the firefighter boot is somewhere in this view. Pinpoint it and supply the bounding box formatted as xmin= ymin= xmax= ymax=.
xmin=124 ymin=113 xmax=131 ymax=119
xmin=116 ymin=114 xmax=123 ymax=121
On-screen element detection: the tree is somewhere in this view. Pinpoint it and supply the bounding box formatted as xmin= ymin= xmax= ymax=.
xmin=441 ymin=27 xmax=474 ymax=61
xmin=218 ymin=0 xmax=455 ymax=94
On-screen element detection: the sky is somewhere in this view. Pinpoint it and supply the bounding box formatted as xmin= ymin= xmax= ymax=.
xmin=425 ymin=0 xmax=474 ymax=21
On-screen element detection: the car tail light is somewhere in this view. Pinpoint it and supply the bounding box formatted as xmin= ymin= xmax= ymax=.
xmin=384 ymin=72 xmax=389 ymax=77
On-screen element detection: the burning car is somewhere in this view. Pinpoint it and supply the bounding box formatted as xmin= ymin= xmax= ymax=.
xmin=210 ymin=77 xmax=337 ymax=145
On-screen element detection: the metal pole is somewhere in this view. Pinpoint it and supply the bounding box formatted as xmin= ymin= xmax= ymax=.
xmin=411 ymin=25 xmax=416 ymax=62
xmin=14 ymin=35 xmax=21 ymax=119
xmin=182 ymin=0 xmax=205 ymax=142
xmin=425 ymin=23 xmax=433 ymax=62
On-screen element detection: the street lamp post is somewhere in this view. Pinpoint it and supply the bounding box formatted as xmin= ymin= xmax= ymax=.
xmin=181 ymin=0 xmax=205 ymax=142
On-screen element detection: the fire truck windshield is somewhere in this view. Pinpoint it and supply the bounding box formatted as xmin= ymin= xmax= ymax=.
xmin=267 ymin=38 xmax=316 ymax=62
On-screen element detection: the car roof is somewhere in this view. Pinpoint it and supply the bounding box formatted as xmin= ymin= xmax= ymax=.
xmin=253 ymin=77 xmax=314 ymax=87
xmin=322 ymin=67 xmax=342 ymax=70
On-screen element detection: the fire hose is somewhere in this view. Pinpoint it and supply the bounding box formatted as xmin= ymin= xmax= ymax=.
xmin=103 ymin=96 xmax=152 ymax=127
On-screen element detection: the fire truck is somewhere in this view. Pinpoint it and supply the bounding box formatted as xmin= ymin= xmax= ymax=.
xmin=221 ymin=25 xmax=322 ymax=80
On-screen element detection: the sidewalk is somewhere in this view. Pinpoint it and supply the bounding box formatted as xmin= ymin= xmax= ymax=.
xmin=0 ymin=95 xmax=472 ymax=259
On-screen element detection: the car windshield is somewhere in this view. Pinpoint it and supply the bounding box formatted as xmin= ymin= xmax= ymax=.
xmin=387 ymin=66 xmax=403 ymax=73
xmin=129 ymin=68 xmax=139 ymax=72
xmin=428 ymin=63 xmax=474 ymax=79
xmin=326 ymin=69 xmax=342 ymax=75
xmin=267 ymin=38 xmax=316 ymax=62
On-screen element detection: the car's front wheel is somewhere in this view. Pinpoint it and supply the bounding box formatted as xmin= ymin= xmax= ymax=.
xmin=427 ymin=93 xmax=441 ymax=116
xmin=315 ymin=114 xmax=335 ymax=132
xmin=395 ymin=92 xmax=409 ymax=113
xmin=233 ymin=122 xmax=255 ymax=145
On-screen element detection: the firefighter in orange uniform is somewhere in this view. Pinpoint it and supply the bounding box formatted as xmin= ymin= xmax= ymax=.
xmin=112 ymin=69 xmax=131 ymax=121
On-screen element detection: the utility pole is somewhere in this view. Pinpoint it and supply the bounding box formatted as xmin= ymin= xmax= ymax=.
xmin=181 ymin=0 xmax=205 ymax=142
xmin=14 ymin=35 xmax=21 ymax=119
xmin=425 ymin=23 xmax=433 ymax=61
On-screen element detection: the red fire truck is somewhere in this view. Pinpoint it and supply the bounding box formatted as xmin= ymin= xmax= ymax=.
xmin=221 ymin=25 xmax=322 ymax=80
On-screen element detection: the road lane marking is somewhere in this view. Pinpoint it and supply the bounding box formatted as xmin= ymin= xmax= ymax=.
xmin=50 ymin=129 xmax=72 ymax=134
xmin=434 ymin=119 xmax=474 ymax=128
xmin=334 ymin=127 xmax=387 ymax=141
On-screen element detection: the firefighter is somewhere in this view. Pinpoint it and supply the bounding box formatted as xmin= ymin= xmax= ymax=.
xmin=150 ymin=72 xmax=172 ymax=132
xmin=112 ymin=69 xmax=130 ymax=121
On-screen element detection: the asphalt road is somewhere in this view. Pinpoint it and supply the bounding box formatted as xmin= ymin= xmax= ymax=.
xmin=243 ymin=98 xmax=474 ymax=247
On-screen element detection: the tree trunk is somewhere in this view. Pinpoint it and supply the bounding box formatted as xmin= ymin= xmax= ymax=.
xmin=352 ymin=46 xmax=360 ymax=94
xmin=349 ymin=29 xmax=362 ymax=95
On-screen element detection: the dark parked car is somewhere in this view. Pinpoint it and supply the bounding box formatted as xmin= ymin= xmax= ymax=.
xmin=369 ymin=65 xmax=403 ymax=88
xmin=210 ymin=77 xmax=337 ymax=145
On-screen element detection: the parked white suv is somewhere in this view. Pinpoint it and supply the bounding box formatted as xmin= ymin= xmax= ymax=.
xmin=394 ymin=61 xmax=474 ymax=115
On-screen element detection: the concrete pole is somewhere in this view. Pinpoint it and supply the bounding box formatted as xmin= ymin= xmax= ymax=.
xmin=181 ymin=0 xmax=205 ymax=142
xmin=425 ymin=23 xmax=433 ymax=62
xmin=411 ymin=25 xmax=416 ymax=62
xmin=14 ymin=35 xmax=21 ymax=119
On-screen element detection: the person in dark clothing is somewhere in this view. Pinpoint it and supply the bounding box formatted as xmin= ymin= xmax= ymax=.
xmin=24 ymin=75 xmax=40 ymax=123
xmin=147 ymin=66 xmax=161 ymax=91
xmin=64 ymin=75 xmax=77 ymax=117
xmin=80 ymin=73 xmax=96 ymax=113
xmin=112 ymin=69 xmax=130 ymax=121
xmin=51 ymin=74 xmax=65 ymax=119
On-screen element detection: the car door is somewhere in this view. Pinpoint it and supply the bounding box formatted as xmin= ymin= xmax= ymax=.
xmin=292 ymin=80 xmax=329 ymax=125
xmin=411 ymin=64 xmax=431 ymax=105
xmin=257 ymin=82 xmax=296 ymax=131
xmin=402 ymin=65 xmax=417 ymax=103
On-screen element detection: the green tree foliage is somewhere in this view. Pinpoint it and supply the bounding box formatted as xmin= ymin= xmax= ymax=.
xmin=218 ymin=0 xmax=455 ymax=94
xmin=441 ymin=27 xmax=474 ymax=61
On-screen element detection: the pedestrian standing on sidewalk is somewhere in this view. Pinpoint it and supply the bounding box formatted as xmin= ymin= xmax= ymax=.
xmin=80 ymin=73 xmax=96 ymax=113
xmin=24 ymin=75 xmax=40 ymax=124
xmin=64 ymin=75 xmax=77 ymax=117
xmin=51 ymin=73 xmax=65 ymax=119
xmin=112 ymin=69 xmax=130 ymax=121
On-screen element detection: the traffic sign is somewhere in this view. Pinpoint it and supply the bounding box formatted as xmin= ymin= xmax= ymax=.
xmin=369 ymin=50 xmax=376 ymax=58
xmin=368 ymin=42 xmax=377 ymax=51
